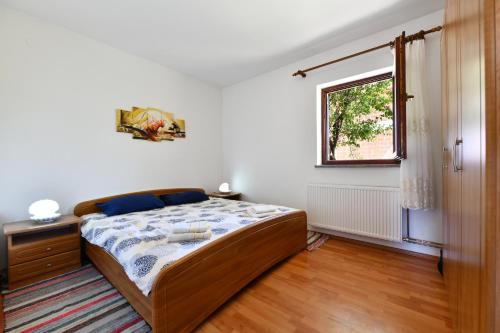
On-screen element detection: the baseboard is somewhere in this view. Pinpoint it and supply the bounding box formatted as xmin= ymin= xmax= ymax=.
xmin=328 ymin=234 xmax=438 ymax=261
xmin=309 ymin=225 xmax=440 ymax=257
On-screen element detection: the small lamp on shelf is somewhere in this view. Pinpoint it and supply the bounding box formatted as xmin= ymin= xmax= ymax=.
xmin=29 ymin=199 xmax=61 ymax=223
xmin=218 ymin=182 xmax=232 ymax=194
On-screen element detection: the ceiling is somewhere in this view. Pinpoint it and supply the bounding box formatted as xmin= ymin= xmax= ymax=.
xmin=0 ymin=0 xmax=444 ymax=86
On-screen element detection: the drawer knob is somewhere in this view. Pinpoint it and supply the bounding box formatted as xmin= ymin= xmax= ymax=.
xmin=46 ymin=263 xmax=52 ymax=267
xmin=46 ymin=247 xmax=52 ymax=251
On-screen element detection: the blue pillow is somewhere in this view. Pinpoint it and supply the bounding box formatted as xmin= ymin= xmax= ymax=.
xmin=96 ymin=193 xmax=165 ymax=216
xmin=159 ymin=191 xmax=209 ymax=206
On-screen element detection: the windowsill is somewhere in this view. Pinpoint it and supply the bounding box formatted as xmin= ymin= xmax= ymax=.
xmin=315 ymin=163 xmax=400 ymax=168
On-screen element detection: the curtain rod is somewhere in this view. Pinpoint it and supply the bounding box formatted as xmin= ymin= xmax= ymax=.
xmin=292 ymin=25 xmax=442 ymax=78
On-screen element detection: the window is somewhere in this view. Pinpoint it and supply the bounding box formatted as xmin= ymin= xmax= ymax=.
xmin=321 ymin=71 xmax=405 ymax=166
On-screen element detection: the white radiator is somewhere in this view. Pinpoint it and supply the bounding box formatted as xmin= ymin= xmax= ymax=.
xmin=307 ymin=184 xmax=402 ymax=242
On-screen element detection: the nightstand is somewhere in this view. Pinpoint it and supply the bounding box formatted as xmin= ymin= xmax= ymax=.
xmin=209 ymin=192 xmax=242 ymax=200
xmin=3 ymin=215 xmax=81 ymax=290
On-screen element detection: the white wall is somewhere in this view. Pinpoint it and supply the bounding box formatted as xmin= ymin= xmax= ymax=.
xmin=0 ymin=6 xmax=223 ymax=267
xmin=222 ymin=11 xmax=444 ymax=255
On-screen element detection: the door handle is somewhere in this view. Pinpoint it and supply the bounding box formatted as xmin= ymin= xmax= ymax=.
xmin=453 ymin=139 xmax=463 ymax=172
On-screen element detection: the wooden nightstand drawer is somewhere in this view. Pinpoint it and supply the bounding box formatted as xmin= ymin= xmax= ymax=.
xmin=9 ymin=249 xmax=81 ymax=284
xmin=9 ymin=234 xmax=80 ymax=265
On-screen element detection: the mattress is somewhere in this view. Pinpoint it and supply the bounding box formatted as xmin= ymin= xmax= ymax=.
xmin=81 ymin=198 xmax=295 ymax=295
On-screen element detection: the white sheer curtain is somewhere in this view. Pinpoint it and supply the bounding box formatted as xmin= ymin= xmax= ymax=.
xmin=400 ymin=40 xmax=434 ymax=210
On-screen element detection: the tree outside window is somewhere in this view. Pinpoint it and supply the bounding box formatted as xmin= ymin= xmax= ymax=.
xmin=321 ymin=72 xmax=402 ymax=166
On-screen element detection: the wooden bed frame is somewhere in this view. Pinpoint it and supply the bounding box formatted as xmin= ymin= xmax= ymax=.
xmin=74 ymin=188 xmax=307 ymax=333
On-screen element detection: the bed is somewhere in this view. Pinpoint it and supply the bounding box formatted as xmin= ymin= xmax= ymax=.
xmin=73 ymin=188 xmax=307 ymax=333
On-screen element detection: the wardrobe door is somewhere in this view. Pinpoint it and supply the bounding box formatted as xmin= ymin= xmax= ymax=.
xmin=458 ymin=0 xmax=483 ymax=331
xmin=482 ymin=1 xmax=499 ymax=331
xmin=444 ymin=0 xmax=499 ymax=331
xmin=442 ymin=0 xmax=462 ymax=328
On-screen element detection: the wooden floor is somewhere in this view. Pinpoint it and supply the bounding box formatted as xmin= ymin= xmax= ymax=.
xmin=196 ymin=238 xmax=452 ymax=333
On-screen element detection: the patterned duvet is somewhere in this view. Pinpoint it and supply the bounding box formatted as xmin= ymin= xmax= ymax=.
xmin=81 ymin=198 xmax=295 ymax=296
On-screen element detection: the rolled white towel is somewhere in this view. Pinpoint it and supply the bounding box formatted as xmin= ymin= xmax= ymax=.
xmin=168 ymin=230 xmax=212 ymax=243
xmin=172 ymin=222 xmax=209 ymax=234
xmin=248 ymin=205 xmax=277 ymax=215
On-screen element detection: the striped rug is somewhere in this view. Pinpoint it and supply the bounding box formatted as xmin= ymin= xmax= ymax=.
xmin=2 ymin=265 xmax=151 ymax=333
xmin=306 ymin=231 xmax=330 ymax=251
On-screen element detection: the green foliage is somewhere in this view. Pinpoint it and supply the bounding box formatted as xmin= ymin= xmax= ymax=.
xmin=328 ymin=79 xmax=393 ymax=160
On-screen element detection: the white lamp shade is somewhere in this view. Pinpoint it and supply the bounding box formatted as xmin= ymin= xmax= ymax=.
xmin=29 ymin=199 xmax=60 ymax=218
xmin=218 ymin=183 xmax=231 ymax=193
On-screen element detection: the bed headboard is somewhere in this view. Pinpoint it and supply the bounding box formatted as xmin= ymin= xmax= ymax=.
xmin=73 ymin=188 xmax=205 ymax=216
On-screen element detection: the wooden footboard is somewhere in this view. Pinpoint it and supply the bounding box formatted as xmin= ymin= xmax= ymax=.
xmin=151 ymin=210 xmax=307 ymax=332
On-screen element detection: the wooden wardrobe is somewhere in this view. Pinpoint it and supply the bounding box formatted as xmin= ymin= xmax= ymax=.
xmin=441 ymin=0 xmax=499 ymax=332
